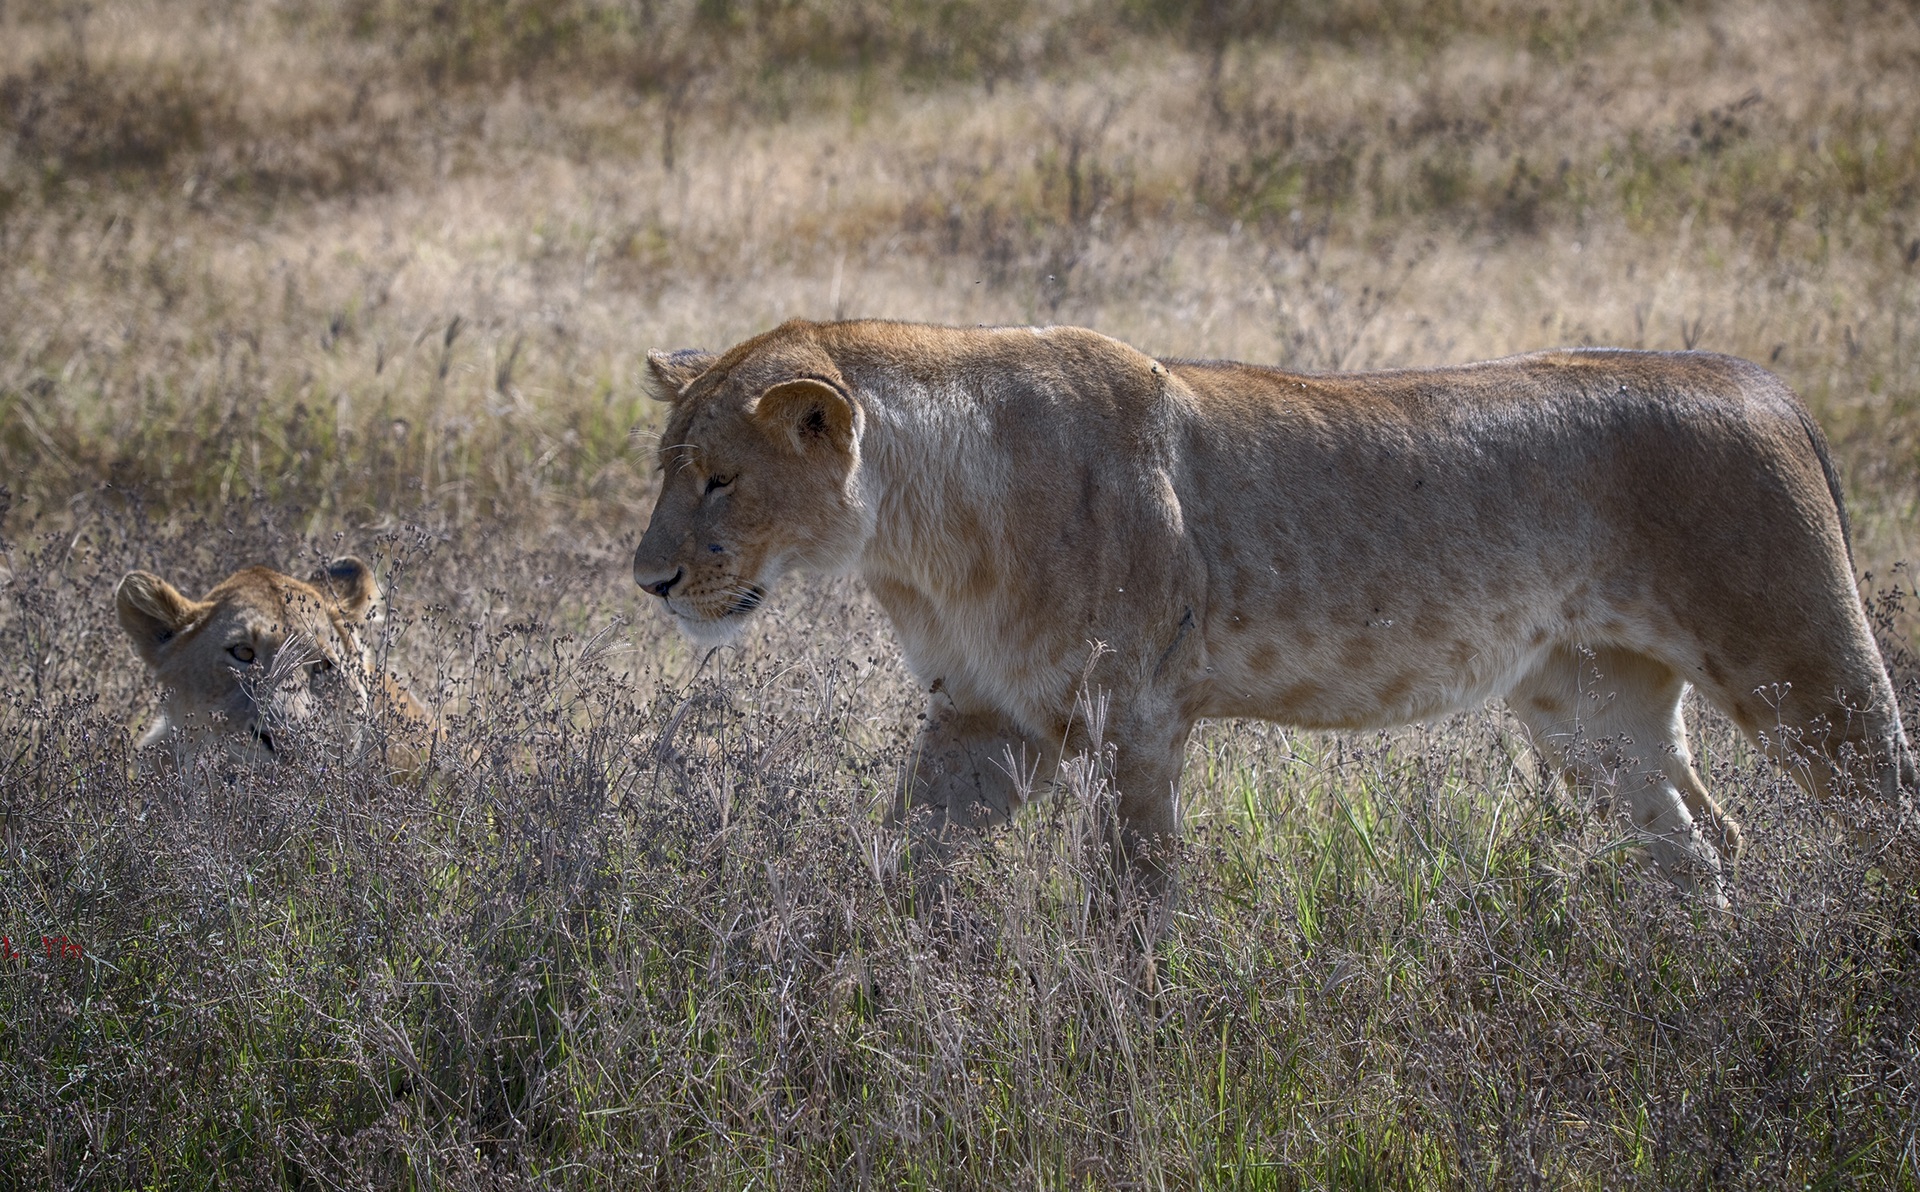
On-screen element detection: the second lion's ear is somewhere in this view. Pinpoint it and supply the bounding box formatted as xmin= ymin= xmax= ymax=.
xmin=750 ymin=378 xmax=861 ymax=458
xmin=115 ymin=571 xmax=204 ymax=666
xmin=311 ymin=556 xmax=381 ymax=622
xmin=644 ymin=349 xmax=718 ymax=402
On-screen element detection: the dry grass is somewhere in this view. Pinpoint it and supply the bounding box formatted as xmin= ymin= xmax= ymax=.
xmin=4 ymin=0 xmax=1920 ymax=1186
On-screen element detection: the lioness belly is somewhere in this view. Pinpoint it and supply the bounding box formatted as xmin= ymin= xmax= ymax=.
xmin=1202 ymin=609 xmax=1560 ymax=730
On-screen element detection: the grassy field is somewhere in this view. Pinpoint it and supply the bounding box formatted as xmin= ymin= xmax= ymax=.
xmin=4 ymin=0 xmax=1920 ymax=1186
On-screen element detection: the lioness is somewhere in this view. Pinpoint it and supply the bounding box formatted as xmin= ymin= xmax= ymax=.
xmin=116 ymin=557 xmax=432 ymax=776
xmin=632 ymin=319 xmax=1918 ymax=903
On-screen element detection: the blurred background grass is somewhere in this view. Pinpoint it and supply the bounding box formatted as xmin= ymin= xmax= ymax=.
xmin=4 ymin=0 xmax=1920 ymax=1187
xmin=3 ymin=0 xmax=1916 ymax=553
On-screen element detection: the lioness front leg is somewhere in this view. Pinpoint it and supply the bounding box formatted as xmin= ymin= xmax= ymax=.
xmin=890 ymin=694 xmax=1049 ymax=845
xmin=1078 ymin=711 xmax=1193 ymax=903
xmin=891 ymin=694 xmax=1190 ymax=899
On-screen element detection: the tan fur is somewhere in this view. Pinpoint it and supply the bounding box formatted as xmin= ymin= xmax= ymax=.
xmin=115 ymin=557 xmax=432 ymax=777
xmin=633 ymin=319 xmax=1920 ymax=903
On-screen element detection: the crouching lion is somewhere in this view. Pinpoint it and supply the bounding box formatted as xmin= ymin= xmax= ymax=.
xmin=116 ymin=557 xmax=433 ymax=777
xmin=631 ymin=318 xmax=1919 ymax=905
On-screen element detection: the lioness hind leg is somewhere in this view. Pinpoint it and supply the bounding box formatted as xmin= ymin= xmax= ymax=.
xmin=1695 ymin=629 xmax=1920 ymax=869
xmin=1508 ymin=645 xmax=1731 ymax=903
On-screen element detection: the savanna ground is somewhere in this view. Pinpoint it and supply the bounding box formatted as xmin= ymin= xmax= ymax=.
xmin=3 ymin=0 xmax=1920 ymax=1186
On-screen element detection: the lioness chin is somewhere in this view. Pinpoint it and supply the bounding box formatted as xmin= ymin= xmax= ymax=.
xmin=632 ymin=319 xmax=1920 ymax=906
xmin=116 ymin=557 xmax=432 ymax=777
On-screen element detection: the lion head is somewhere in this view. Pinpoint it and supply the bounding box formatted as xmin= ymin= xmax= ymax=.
xmin=115 ymin=556 xmax=423 ymax=771
xmin=631 ymin=327 xmax=872 ymax=644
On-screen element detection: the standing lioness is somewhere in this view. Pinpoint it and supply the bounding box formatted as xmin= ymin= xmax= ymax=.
xmin=632 ymin=319 xmax=1918 ymax=903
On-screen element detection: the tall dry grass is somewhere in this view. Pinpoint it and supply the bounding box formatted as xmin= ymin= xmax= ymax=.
xmin=4 ymin=0 xmax=1920 ymax=1186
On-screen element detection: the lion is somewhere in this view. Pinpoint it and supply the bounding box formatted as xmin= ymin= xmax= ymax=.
xmin=115 ymin=557 xmax=432 ymax=777
xmin=631 ymin=319 xmax=1920 ymax=905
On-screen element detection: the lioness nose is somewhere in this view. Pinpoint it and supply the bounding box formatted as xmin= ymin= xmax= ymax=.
xmin=638 ymin=566 xmax=684 ymax=599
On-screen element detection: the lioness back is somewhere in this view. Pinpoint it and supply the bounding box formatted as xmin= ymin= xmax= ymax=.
xmin=632 ymin=319 xmax=1918 ymax=905
xmin=1163 ymin=349 xmax=1853 ymax=733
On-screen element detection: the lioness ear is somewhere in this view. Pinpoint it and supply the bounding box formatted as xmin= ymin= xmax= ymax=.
xmin=751 ymin=378 xmax=861 ymax=458
xmin=310 ymin=556 xmax=381 ymax=622
xmin=115 ymin=571 xmax=202 ymax=666
xmin=644 ymin=348 xmax=718 ymax=403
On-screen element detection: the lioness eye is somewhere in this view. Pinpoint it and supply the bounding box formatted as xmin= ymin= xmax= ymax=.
xmin=229 ymin=644 xmax=256 ymax=664
xmin=704 ymin=474 xmax=733 ymax=495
